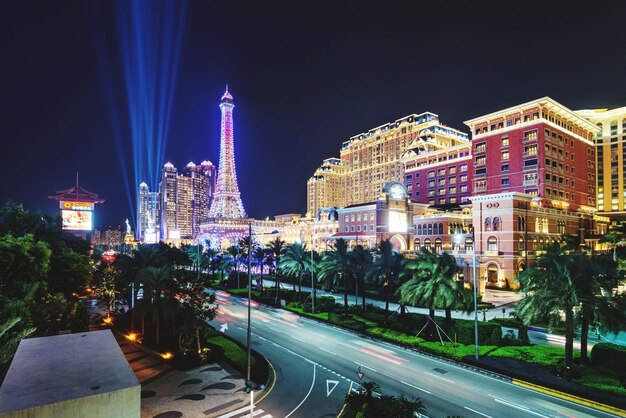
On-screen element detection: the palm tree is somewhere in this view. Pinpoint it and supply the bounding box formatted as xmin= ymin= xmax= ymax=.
xmin=136 ymin=266 xmax=176 ymax=346
xmin=0 ymin=317 xmax=36 ymax=367
xmin=365 ymin=239 xmax=405 ymax=323
xmin=516 ymin=244 xmax=578 ymax=380
xmin=253 ymin=246 xmax=267 ymax=294
xmin=279 ymin=242 xmax=313 ymax=301
xmin=268 ymin=237 xmax=286 ymax=304
xmin=349 ymin=245 xmax=373 ymax=309
xmin=318 ymin=238 xmax=352 ymax=313
xmin=226 ymin=245 xmax=242 ymax=289
xmin=391 ymin=394 xmax=426 ymax=418
xmin=399 ymin=248 xmax=467 ymax=325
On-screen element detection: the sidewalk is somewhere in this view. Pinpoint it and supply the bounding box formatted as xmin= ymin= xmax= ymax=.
xmin=89 ymin=302 xmax=248 ymax=418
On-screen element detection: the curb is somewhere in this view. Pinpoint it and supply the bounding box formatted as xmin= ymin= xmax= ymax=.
xmin=512 ymin=378 xmax=626 ymax=417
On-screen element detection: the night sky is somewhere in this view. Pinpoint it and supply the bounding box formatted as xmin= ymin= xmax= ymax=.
xmin=2 ymin=1 xmax=626 ymax=227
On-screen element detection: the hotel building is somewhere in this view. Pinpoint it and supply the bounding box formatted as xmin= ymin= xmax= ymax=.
xmin=158 ymin=160 xmax=216 ymax=242
xmin=576 ymin=106 xmax=626 ymax=219
xmin=307 ymin=113 xmax=465 ymax=216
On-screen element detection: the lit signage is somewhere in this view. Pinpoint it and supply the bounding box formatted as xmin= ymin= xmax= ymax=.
xmin=388 ymin=211 xmax=407 ymax=233
xmin=388 ymin=183 xmax=406 ymax=200
xmin=60 ymin=201 xmax=94 ymax=211
xmin=61 ymin=210 xmax=93 ymax=231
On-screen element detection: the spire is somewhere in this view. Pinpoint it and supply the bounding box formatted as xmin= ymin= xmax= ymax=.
xmin=221 ymin=85 xmax=234 ymax=103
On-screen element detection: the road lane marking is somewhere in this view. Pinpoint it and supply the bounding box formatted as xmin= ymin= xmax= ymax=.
xmin=464 ymin=406 xmax=492 ymax=417
xmin=266 ymin=326 xmax=282 ymax=333
xmin=319 ymin=347 xmax=337 ymax=356
xmin=292 ymin=336 xmax=306 ymax=343
xmin=285 ymin=364 xmax=316 ymax=418
xmin=424 ymin=371 xmax=455 ymax=384
xmin=353 ymin=361 xmax=377 ymax=372
xmin=358 ymin=348 xmax=402 ymax=365
xmin=399 ymin=380 xmax=431 ymax=394
xmin=239 ymin=409 xmax=266 ymax=418
xmin=494 ymin=398 xmax=549 ymax=418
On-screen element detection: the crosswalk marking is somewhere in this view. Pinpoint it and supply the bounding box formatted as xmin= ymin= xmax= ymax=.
xmin=216 ymin=406 xmax=272 ymax=418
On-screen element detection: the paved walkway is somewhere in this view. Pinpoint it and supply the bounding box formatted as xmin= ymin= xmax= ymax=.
xmin=89 ymin=302 xmax=249 ymax=418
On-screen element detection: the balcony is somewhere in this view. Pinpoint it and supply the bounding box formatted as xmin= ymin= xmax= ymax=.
xmin=523 ymin=179 xmax=538 ymax=186
xmin=522 ymin=152 xmax=538 ymax=158
xmin=485 ymin=250 xmax=499 ymax=257
xmin=474 ymin=185 xmax=487 ymax=192
xmin=523 ymin=136 xmax=538 ymax=142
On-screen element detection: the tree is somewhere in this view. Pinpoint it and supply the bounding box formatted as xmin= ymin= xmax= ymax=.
xmin=252 ymin=246 xmax=267 ymax=294
xmin=318 ymin=238 xmax=352 ymax=313
xmin=136 ymin=266 xmax=177 ymax=346
xmin=226 ymin=245 xmax=243 ymax=288
xmin=93 ymin=265 xmax=121 ymax=317
xmin=516 ymin=244 xmax=578 ymax=380
xmin=268 ymin=237 xmax=286 ymax=304
xmin=279 ymin=242 xmax=313 ymax=302
xmin=0 ymin=317 xmax=35 ymax=369
xmin=349 ymin=245 xmax=373 ymax=309
xmin=365 ymin=239 xmax=404 ymax=323
xmin=0 ymin=234 xmax=51 ymax=299
xmin=399 ymin=248 xmax=468 ymax=329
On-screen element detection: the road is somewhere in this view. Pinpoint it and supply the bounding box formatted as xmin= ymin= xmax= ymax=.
xmin=261 ymin=279 xmax=626 ymax=349
xmin=209 ymin=290 xmax=620 ymax=418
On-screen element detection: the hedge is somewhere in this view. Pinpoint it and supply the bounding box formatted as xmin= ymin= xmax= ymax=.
xmin=591 ymin=343 xmax=626 ymax=374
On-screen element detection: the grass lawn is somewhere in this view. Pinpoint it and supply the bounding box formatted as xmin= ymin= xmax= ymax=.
xmin=206 ymin=335 xmax=253 ymax=371
xmin=487 ymin=345 xmax=567 ymax=367
xmin=573 ymin=365 xmax=626 ymax=397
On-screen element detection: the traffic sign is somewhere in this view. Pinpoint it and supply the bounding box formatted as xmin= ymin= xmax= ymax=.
xmin=326 ymin=380 xmax=339 ymax=397
xmin=356 ymin=366 xmax=364 ymax=380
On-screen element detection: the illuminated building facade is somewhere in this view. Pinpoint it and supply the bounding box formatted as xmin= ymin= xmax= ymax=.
xmin=331 ymin=182 xmax=414 ymax=251
xmin=137 ymin=182 xmax=159 ymax=242
xmin=307 ymin=113 xmax=466 ymax=216
xmin=576 ymin=106 xmax=626 ymax=218
xmin=464 ymin=97 xmax=598 ymax=212
xmin=158 ymin=160 xmax=215 ymax=243
xmin=307 ymin=158 xmax=344 ymax=217
xmin=401 ymin=123 xmax=471 ymax=206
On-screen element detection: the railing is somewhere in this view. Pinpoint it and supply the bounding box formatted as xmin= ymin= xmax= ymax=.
xmin=523 ymin=179 xmax=538 ymax=186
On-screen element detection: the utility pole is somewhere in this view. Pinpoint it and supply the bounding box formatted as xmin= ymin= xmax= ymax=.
xmin=471 ymin=226 xmax=479 ymax=361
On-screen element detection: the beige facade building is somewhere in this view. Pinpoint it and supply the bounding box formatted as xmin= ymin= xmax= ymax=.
xmin=576 ymin=106 xmax=626 ymax=218
xmin=307 ymin=112 xmax=467 ymax=216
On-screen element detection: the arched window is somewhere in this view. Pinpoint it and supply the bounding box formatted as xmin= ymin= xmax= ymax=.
xmin=414 ymin=238 xmax=421 ymax=249
xmin=424 ymin=238 xmax=432 ymax=250
xmin=487 ymin=236 xmax=498 ymax=252
xmin=517 ymin=216 xmax=526 ymax=232
xmin=438 ymin=223 xmax=444 ymax=235
xmin=518 ymin=236 xmax=525 ymax=255
xmin=427 ymin=224 xmax=433 ymax=235
xmin=465 ymin=237 xmax=473 ymax=251
xmin=434 ymin=238 xmax=443 ymax=252
xmin=485 ymin=217 xmax=492 ymax=231
xmin=417 ymin=224 xmax=422 ymax=235
xmin=493 ymin=217 xmax=500 ymax=231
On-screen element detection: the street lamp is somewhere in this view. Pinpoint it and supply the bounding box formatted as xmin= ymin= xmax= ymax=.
xmin=455 ymin=226 xmax=479 ymax=361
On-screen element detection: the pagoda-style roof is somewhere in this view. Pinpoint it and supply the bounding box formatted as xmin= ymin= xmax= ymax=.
xmin=49 ymin=182 xmax=105 ymax=203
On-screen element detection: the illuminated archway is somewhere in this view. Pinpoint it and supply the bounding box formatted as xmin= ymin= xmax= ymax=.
xmin=389 ymin=234 xmax=407 ymax=252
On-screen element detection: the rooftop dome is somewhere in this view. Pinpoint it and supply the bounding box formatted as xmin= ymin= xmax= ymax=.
xmin=139 ymin=182 xmax=148 ymax=189
xmin=164 ymin=162 xmax=175 ymax=169
xmin=186 ymin=161 xmax=196 ymax=168
xmin=200 ymin=160 xmax=213 ymax=166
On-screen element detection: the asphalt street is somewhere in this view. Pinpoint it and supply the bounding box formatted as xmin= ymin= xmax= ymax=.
xmin=209 ymin=290 xmax=620 ymax=418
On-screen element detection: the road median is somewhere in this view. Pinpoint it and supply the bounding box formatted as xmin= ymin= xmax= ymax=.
xmin=512 ymin=378 xmax=626 ymax=416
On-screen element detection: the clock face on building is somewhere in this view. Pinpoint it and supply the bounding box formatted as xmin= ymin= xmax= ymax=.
xmin=389 ymin=184 xmax=406 ymax=199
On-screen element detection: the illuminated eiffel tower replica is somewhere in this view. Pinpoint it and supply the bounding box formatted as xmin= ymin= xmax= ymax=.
xmin=199 ymin=87 xmax=251 ymax=249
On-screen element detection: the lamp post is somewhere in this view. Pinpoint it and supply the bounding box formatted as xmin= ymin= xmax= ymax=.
xmin=311 ymin=240 xmax=315 ymax=314
xmin=455 ymin=228 xmax=479 ymax=361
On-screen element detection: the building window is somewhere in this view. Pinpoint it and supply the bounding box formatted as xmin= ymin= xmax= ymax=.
xmin=476 ymin=142 xmax=486 ymax=152
xmin=460 ymin=164 xmax=468 ymax=172
xmin=414 ymin=238 xmax=421 ymax=249
xmin=476 ymin=156 xmax=486 ymax=165
xmin=485 ymin=217 xmax=492 ymax=231
xmin=465 ymin=237 xmax=473 ymax=251
xmin=345 ymin=216 xmax=349 ymax=222
xmin=427 ymin=224 xmax=433 ymax=235
xmin=487 ymin=236 xmax=498 ymax=252
xmin=417 ymin=224 xmax=422 ymax=235
xmin=345 ymin=226 xmax=348 ymax=232
xmin=517 ymin=216 xmax=526 ymax=231
xmin=371 ymin=223 xmax=374 ymax=231
xmin=424 ymin=238 xmax=432 ymax=250
xmin=493 ymin=217 xmax=501 ymax=231
xmin=435 ymin=238 xmax=443 ymax=252
xmin=501 ymin=164 xmax=509 ymax=173
xmin=351 ymin=226 xmax=355 ymax=232
xmin=439 ymin=223 xmax=444 ymax=234
xmin=501 ymin=151 xmax=509 ymax=161
xmin=363 ymin=224 xmax=367 ymax=232
xmin=460 ymin=174 xmax=468 ymax=182
xmin=518 ymin=236 xmax=525 ymax=255
xmin=502 ymin=137 xmax=509 ymax=147
xmin=501 ymin=178 xmax=509 ymax=187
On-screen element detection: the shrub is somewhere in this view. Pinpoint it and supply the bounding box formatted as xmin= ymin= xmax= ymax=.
xmin=366 ymin=327 xmax=424 ymax=347
xmin=454 ymin=321 xmax=501 ymax=346
xmin=591 ymin=343 xmax=626 ymax=374
xmin=490 ymin=327 xmax=502 ymax=346
xmin=201 ymin=343 xmax=225 ymax=364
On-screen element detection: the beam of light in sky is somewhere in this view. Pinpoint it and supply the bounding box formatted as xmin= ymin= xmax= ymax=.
xmin=91 ymin=0 xmax=187 ymax=228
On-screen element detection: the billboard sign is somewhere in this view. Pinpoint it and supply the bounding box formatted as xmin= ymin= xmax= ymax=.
xmin=60 ymin=201 xmax=94 ymax=211
xmin=61 ymin=210 xmax=93 ymax=231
